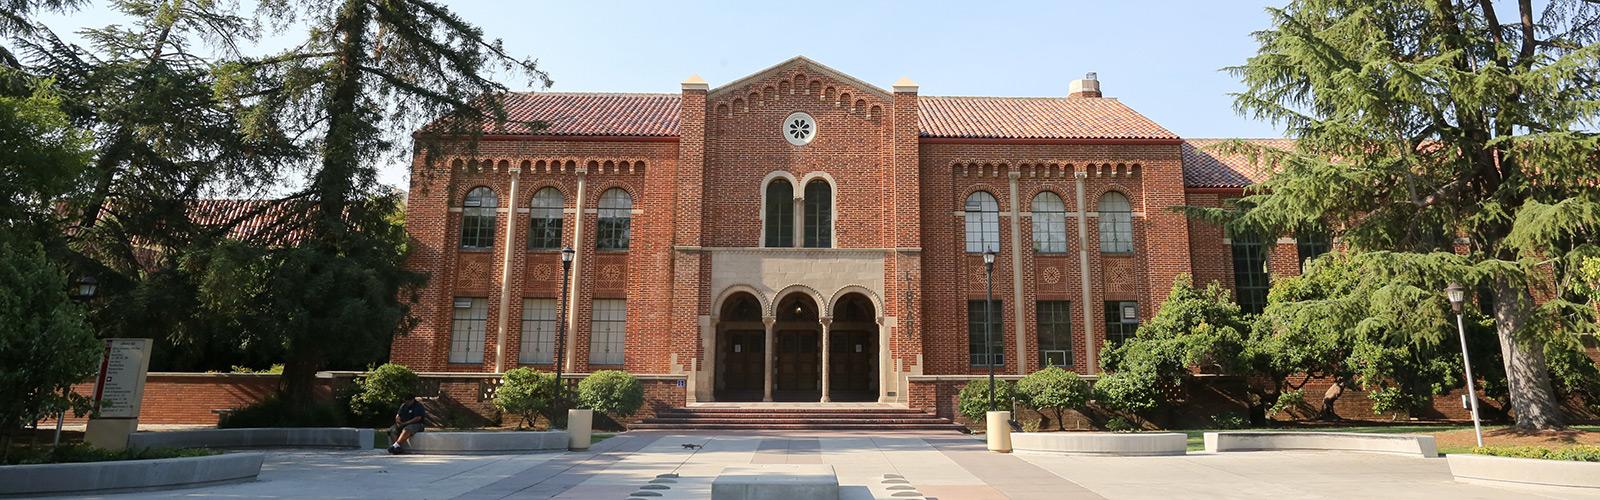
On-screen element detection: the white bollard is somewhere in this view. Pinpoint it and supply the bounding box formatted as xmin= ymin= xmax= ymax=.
xmin=567 ymin=409 xmax=593 ymax=451
xmin=986 ymin=411 xmax=1012 ymax=453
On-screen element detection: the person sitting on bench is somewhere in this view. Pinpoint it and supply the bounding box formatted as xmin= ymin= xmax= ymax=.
xmin=387 ymin=393 xmax=426 ymax=454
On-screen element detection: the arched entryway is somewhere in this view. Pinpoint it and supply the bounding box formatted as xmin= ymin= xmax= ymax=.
xmin=772 ymin=292 xmax=822 ymax=401
xmin=827 ymin=293 xmax=879 ymax=402
xmin=714 ymin=292 xmax=765 ymax=402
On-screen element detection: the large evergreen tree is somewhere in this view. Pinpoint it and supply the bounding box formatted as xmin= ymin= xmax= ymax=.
xmin=209 ymin=0 xmax=549 ymax=403
xmin=1224 ymin=0 xmax=1600 ymax=429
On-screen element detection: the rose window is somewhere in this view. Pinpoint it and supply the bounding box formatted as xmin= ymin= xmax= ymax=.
xmin=783 ymin=112 xmax=816 ymax=146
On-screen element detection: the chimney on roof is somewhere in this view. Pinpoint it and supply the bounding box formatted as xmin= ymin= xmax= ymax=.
xmin=1068 ymin=72 xmax=1101 ymax=98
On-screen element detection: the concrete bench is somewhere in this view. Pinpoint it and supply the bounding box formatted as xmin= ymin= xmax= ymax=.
xmin=404 ymin=431 xmax=569 ymax=454
xmin=1447 ymin=453 xmax=1600 ymax=490
xmin=1203 ymin=431 xmax=1438 ymax=457
xmin=712 ymin=464 xmax=839 ymax=500
xmin=0 ymin=452 xmax=264 ymax=496
xmin=127 ymin=427 xmax=372 ymax=449
xmin=1011 ymin=432 xmax=1187 ymax=456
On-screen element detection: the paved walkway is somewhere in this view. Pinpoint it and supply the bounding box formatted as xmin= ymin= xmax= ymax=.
xmin=87 ymin=431 xmax=1600 ymax=499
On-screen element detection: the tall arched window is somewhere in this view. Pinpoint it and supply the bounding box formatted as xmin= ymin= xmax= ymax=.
xmin=460 ymin=186 xmax=497 ymax=249
xmin=965 ymin=191 xmax=1000 ymax=253
xmin=1098 ymin=192 xmax=1133 ymax=253
xmin=803 ymin=179 xmax=832 ymax=248
xmin=596 ymin=188 xmax=633 ymax=251
xmin=764 ymin=179 xmax=794 ymax=247
xmin=1032 ymin=192 xmax=1068 ymax=254
xmin=527 ymin=187 xmax=563 ymax=250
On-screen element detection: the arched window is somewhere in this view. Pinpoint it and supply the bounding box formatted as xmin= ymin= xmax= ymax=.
xmin=965 ymin=191 xmax=1000 ymax=253
xmin=527 ymin=187 xmax=563 ymax=250
xmin=803 ymin=179 xmax=832 ymax=248
xmin=1098 ymin=192 xmax=1133 ymax=253
xmin=764 ymin=179 xmax=794 ymax=247
xmin=596 ymin=188 xmax=632 ymax=251
xmin=1032 ymin=192 xmax=1068 ymax=254
xmin=460 ymin=187 xmax=497 ymax=249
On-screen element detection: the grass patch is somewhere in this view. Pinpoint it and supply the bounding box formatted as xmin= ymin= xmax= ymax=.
xmin=592 ymin=432 xmax=614 ymax=444
xmin=1471 ymin=445 xmax=1600 ymax=462
xmin=4 ymin=443 xmax=214 ymax=465
xmin=1178 ymin=424 xmax=1600 ymax=454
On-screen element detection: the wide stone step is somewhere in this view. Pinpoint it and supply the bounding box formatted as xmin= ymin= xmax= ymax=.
xmin=643 ymin=418 xmax=952 ymax=425
xmin=654 ymin=412 xmax=941 ymax=419
xmin=667 ymin=407 xmax=926 ymax=414
xmin=631 ymin=422 xmax=964 ymax=430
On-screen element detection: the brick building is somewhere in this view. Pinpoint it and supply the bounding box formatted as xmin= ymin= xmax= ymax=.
xmin=390 ymin=56 xmax=1307 ymax=407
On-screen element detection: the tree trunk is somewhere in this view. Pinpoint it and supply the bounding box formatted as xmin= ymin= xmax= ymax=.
xmin=1319 ymin=381 xmax=1344 ymax=421
xmin=279 ymin=354 xmax=321 ymax=408
xmin=1491 ymin=276 xmax=1564 ymax=430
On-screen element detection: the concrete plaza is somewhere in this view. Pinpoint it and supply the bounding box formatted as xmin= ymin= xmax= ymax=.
xmin=85 ymin=431 xmax=1598 ymax=500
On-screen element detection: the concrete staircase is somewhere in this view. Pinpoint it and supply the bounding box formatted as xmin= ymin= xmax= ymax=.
xmin=632 ymin=406 xmax=965 ymax=431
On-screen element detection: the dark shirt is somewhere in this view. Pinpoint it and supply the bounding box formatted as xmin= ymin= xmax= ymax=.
xmin=397 ymin=399 xmax=426 ymax=426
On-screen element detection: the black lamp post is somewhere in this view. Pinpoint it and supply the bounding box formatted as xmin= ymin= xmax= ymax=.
xmin=982 ymin=250 xmax=997 ymax=412
xmin=1446 ymin=282 xmax=1483 ymax=447
xmin=553 ymin=247 xmax=575 ymax=427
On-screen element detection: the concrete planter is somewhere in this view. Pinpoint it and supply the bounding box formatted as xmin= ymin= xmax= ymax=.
xmin=1012 ymin=432 xmax=1187 ymax=456
xmin=405 ymin=430 xmax=570 ymax=454
xmin=127 ymin=427 xmax=372 ymax=449
xmin=568 ymin=409 xmax=593 ymax=451
xmin=1203 ymin=431 xmax=1437 ymax=457
xmin=0 ymin=452 xmax=264 ymax=496
xmin=1447 ymin=453 xmax=1600 ymax=490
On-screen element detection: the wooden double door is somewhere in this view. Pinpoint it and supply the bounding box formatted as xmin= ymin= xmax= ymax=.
xmin=775 ymin=330 xmax=819 ymax=393
xmin=721 ymin=330 xmax=765 ymax=393
xmin=829 ymin=330 xmax=873 ymax=393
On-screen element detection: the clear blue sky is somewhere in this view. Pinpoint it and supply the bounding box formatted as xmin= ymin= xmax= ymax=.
xmin=39 ymin=1 xmax=1290 ymax=189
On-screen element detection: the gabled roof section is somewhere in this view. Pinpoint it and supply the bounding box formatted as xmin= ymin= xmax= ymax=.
xmin=708 ymin=56 xmax=892 ymax=100
xmin=487 ymin=92 xmax=681 ymax=137
xmin=1182 ymin=138 xmax=1296 ymax=188
xmin=918 ymin=96 xmax=1179 ymax=140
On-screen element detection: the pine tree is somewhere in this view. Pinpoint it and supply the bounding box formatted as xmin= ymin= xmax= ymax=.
xmin=1224 ymin=0 xmax=1600 ymax=430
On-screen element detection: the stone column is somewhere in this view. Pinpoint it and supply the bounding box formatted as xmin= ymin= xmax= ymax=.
xmin=763 ymin=315 xmax=776 ymax=402
xmin=877 ymin=317 xmax=891 ymax=403
xmin=564 ymin=169 xmax=588 ymax=372
xmin=1074 ymin=171 xmax=1096 ymax=372
xmin=792 ymin=196 xmax=804 ymax=247
xmin=493 ymin=165 xmax=522 ymax=373
xmin=819 ymin=316 xmax=833 ymax=403
xmin=1007 ymin=171 xmax=1027 ymax=375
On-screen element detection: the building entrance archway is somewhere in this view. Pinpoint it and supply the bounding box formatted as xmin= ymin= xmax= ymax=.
xmin=714 ymin=292 xmax=765 ymax=402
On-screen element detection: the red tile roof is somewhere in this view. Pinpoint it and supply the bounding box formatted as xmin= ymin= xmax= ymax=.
xmin=187 ymin=198 xmax=312 ymax=244
xmin=1181 ymin=139 xmax=1296 ymax=188
xmin=489 ymin=92 xmax=681 ymax=136
xmin=917 ymin=96 xmax=1178 ymax=140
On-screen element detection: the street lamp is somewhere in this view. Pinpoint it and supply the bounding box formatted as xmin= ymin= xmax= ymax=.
xmin=553 ymin=247 xmax=575 ymax=428
xmin=982 ymin=250 xmax=997 ymax=412
xmin=1447 ymin=282 xmax=1484 ymax=448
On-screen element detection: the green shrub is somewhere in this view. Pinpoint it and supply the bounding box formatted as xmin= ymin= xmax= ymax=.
xmin=1103 ymin=416 xmax=1140 ymax=433
xmin=349 ymin=363 xmax=420 ymax=427
xmin=1210 ymin=413 xmax=1249 ymax=430
xmin=5 ymin=444 xmax=214 ymax=465
xmin=956 ymin=378 xmax=1016 ymax=424
xmin=496 ymin=367 xmax=557 ymax=429
xmin=218 ymin=395 xmax=346 ymax=428
xmin=1015 ymin=367 xmax=1091 ymax=431
xmin=577 ymin=370 xmax=644 ymax=418
xmin=1471 ymin=445 xmax=1600 ymax=462
xmin=1093 ymin=370 xmax=1161 ymax=413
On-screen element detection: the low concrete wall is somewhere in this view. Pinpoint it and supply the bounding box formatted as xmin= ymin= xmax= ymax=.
xmin=127 ymin=428 xmax=373 ymax=449
xmin=1447 ymin=453 xmax=1600 ymax=490
xmin=712 ymin=464 xmax=838 ymax=500
xmin=1203 ymin=431 xmax=1437 ymax=457
xmin=1011 ymin=432 xmax=1187 ymax=456
xmin=0 ymin=452 xmax=264 ymax=496
xmin=405 ymin=431 xmax=570 ymax=454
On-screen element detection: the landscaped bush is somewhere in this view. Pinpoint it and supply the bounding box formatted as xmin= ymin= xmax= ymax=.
xmin=577 ymin=370 xmax=644 ymax=418
xmin=1471 ymin=445 xmax=1600 ymax=462
xmin=349 ymin=363 xmax=420 ymax=427
xmin=1015 ymin=367 xmax=1091 ymax=431
xmin=4 ymin=444 xmax=214 ymax=465
xmin=496 ymin=367 xmax=557 ymax=429
xmin=956 ymin=378 xmax=1016 ymax=424
xmin=1103 ymin=415 xmax=1140 ymax=433
xmin=218 ymin=395 xmax=347 ymax=428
